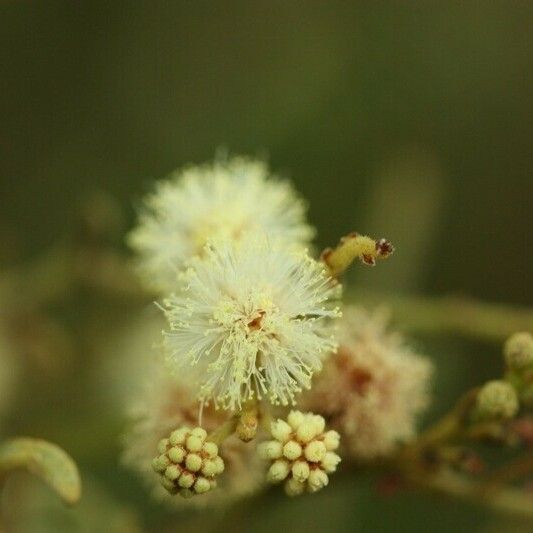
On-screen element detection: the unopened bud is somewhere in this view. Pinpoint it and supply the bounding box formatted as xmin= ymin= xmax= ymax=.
xmin=476 ymin=380 xmax=519 ymax=420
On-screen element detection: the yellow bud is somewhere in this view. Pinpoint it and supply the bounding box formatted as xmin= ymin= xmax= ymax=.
xmin=178 ymin=471 xmax=195 ymax=488
xmin=212 ymin=456 xmax=225 ymax=475
xmin=194 ymin=477 xmax=211 ymax=494
xmin=160 ymin=476 xmax=177 ymax=493
xmin=321 ymin=452 xmax=341 ymax=473
xmin=185 ymin=453 xmax=203 ymax=472
xmin=164 ymin=465 xmax=181 ymax=480
xmin=202 ymin=441 xmax=218 ymax=459
xmin=258 ymin=440 xmax=283 ymax=460
xmin=308 ymin=469 xmax=329 ymax=492
xmin=323 ymin=430 xmax=340 ymax=451
xmin=291 ymin=460 xmax=310 ymax=482
xmin=154 ymin=454 xmax=170 ymax=472
xmin=201 ymin=459 xmax=218 ymax=477
xmin=191 ymin=427 xmax=208 ymax=441
xmin=311 ymin=415 xmax=326 ymax=435
xmin=283 ymin=440 xmax=303 ymax=461
xmin=271 ymin=419 xmax=292 ymax=442
xmin=186 ymin=435 xmax=204 ymax=452
xmin=285 ymin=477 xmax=306 ymax=497
xmin=296 ymin=421 xmax=316 ymax=443
xmin=267 ymin=459 xmax=290 ymax=483
xmin=168 ymin=446 xmax=185 ymax=464
xmin=169 ymin=428 xmax=189 ymax=446
xmin=157 ymin=438 xmax=169 ymax=455
xmin=287 ymin=410 xmax=305 ymax=430
xmin=304 ymin=440 xmax=327 ymax=462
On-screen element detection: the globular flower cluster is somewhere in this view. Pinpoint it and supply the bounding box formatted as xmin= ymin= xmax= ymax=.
xmin=122 ymin=367 xmax=264 ymax=507
xmin=128 ymin=155 xmax=314 ymax=293
xmin=258 ymin=411 xmax=341 ymax=496
xmin=300 ymin=306 xmax=432 ymax=459
xmin=124 ymin=154 xmax=400 ymax=505
xmin=162 ymin=233 xmax=340 ymax=411
xmin=152 ymin=426 xmax=224 ymax=499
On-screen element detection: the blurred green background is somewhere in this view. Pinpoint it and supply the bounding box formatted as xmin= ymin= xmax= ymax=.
xmin=1 ymin=2 xmax=532 ymax=532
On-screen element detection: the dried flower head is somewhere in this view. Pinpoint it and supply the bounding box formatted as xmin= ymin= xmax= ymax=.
xmin=258 ymin=410 xmax=341 ymax=496
xmin=162 ymin=233 xmax=341 ymax=411
xmin=128 ymin=155 xmax=315 ymax=292
xmin=122 ymin=369 xmax=264 ymax=508
xmin=300 ymin=306 xmax=433 ymax=459
xmin=152 ymin=426 xmax=224 ymax=499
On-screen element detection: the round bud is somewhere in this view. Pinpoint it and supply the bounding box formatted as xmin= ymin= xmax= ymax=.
xmin=185 ymin=453 xmax=203 ymax=472
xmin=283 ymin=440 xmax=303 ymax=461
xmin=178 ymin=471 xmax=195 ymax=488
xmin=257 ymin=440 xmax=283 ymax=460
xmin=160 ymin=476 xmax=178 ymax=493
xmin=476 ymin=380 xmax=519 ymax=419
xmin=169 ymin=427 xmax=189 ymax=446
xmin=504 ymin=332 xmax=533 ymax=370
xmin=201 ymin=459 xmax=218 ymax=477
xmin=157 ymin=438 xmax=169 ymax=455
xmin=291 ymin=460 xmax=310 ymax=482
xmin=194 ymin=477 xmax=211 ymax=494
xmin=212 ymin=456 xmax=225 ymax=475
xmin=186 ymin=435 xmax=204 ymax=452
xmin=304 ymin=440 xmax=327 ymax=463
xmin=321 ymin=452 xmax=341 ymax=473
xmin=191 ymin=427 xmax=208 ymax=441
xmin=154 ymin=454 xmax=170 ymax=472
xmin=323 ymin=430 xmax=340 ymax=451
xmin=296 ymin=421 xmax=316 ymax=443
xmin=168 ymin=446 xmax=185 ymax=464
xmin=202 ymin=441 xmax=218 ymax=459
xmin=151 ymin=457 xmax=163 ymax=473
xmin=308 ymin=469 xmax=329 ymax=492
xmin=285 ymin=477 xmax=305 ymax=497
xmin=310 ymin=415 xmax=326 ymax=435
xmin=267 ymin=460 xmax=290 ymax=483
xmin=271 ymin=419 xmax=292 ymax=442
xmin=164 ymin=465 xmax=181 ymax=481
xmin=287 ymin=410 xmax=305 ymax=430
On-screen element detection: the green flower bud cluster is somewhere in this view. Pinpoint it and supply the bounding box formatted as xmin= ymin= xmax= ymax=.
xmin=258 ymin=410 xmax=341 ymax=496
xmin=152 ymin=426 xmax=224 ymax=498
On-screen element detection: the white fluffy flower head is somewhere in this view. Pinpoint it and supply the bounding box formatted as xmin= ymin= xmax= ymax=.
xmin=301 ymin=306 xmax=432 ymax=459
xmin=128 ymin=155 xmax=314 ymax=292
xmin=162 ymin=234 xmax=340 ymax=411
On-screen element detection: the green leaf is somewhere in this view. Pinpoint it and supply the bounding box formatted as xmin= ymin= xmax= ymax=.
xmin=0 ymin=437 xmax=81 ymax=505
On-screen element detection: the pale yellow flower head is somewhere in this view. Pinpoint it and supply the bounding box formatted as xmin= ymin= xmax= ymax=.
xmin=162 ymin=233 xmax=341 ymax=411
xmin=301 ymin=306 xmax=433 ymax=459
xmin=128 ymin=155 xmax=315 ymax=292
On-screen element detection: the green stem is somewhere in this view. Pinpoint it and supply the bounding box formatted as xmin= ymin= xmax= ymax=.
xmin=207 ymin=417 xmax=239 ymax=446
xmin=413 ymin=468 xmax=533 ymax=519
xmin=353 ymin=289 xmax=533 ymax=343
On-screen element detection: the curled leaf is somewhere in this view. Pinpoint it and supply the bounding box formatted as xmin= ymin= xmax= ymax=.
xmin=0 ymin=437 xmax=81 ymax=505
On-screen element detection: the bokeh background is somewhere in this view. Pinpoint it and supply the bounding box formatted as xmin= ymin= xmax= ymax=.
xmin=1 ymin=2 xmax=532 ymax=532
